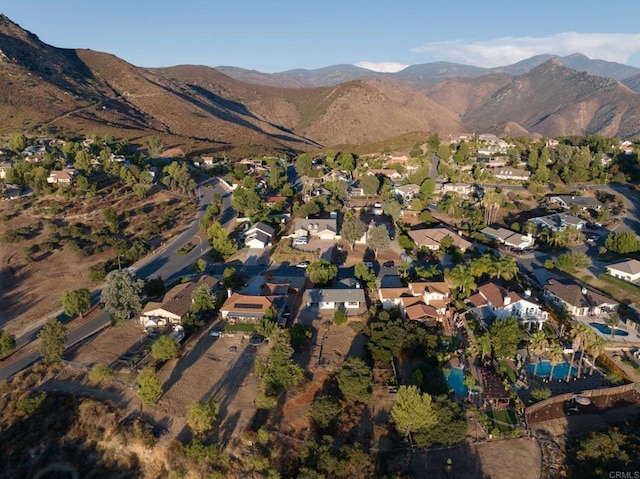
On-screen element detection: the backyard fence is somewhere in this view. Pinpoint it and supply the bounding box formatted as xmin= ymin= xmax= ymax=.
xmin=525 ymin=382 xmax=640 ymax=424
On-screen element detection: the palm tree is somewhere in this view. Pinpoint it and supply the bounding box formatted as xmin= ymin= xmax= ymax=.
xmin=445 ymin=264 xmax=477 ymax=300
xmin=464 ymin=373 xmax=477 ymax=402
xmin=476 ymin=334 xmax=492 ymax=364
xmin=547 ymin=343 xmax=564 ymax=382
xmin=605 ymin=314 xmax=621 ymax=341
xmin=470 ymin=254 xmax=494 ymax=279
xmin=574 ymin=323 xmax=594 ymax=379
xmin=548 ymin=229 xmax=569 ymax=249
xmin=529 ymin=330 xmax=548 ymax=377
xmin=587 ymin=335 xmax=606 ymax=375
xmin=522 ymin=221 xmax=538 ymax=236
xmin=482 ymin=189 xmax=505 ymax=225
xmin=492 ymin=256 xmax=518 ymax=282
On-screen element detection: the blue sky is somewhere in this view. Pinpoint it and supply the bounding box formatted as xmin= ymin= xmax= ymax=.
xmin=3 ymin=0 xmax=640 ymax=72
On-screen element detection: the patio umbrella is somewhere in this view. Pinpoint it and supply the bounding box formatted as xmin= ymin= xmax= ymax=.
xmin=575 ymin=396 xmax=591 ymax=406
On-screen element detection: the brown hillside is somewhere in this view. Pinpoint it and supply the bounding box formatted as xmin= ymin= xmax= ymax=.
xmin=464 ymin=59 xmax=640 ymax=138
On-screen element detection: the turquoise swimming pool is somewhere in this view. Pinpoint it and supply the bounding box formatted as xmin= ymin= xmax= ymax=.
xmin=443 ymin=367 xmax=468 ymax=396
xmin=590 ymin=322 xmax=628 ymax=337
xmin=527 ymin=360 xmax=577 ymax=379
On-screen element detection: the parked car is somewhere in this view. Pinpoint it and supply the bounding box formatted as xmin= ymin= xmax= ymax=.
xmin=295 ymin=261 xmax=310 ymax=268
xmin=209 ymin=330 xmax=222 ymax=337
xmin=364 ymin=261 xmax=374 ymax=268
xmin=383 ymin=260 xmax=394 ymax=267
xmin=293 ymin=236 xmax=308 ymax=245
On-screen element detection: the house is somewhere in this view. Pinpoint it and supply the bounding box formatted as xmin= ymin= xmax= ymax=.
xmin=489 ymin=167 xmax=530 ymax=181
xmin=293 ymin=218 xmax=338 ymax=240
xmin=467 ymin=282 xmax=548 ymax=330
xmin=543 ymin=279 xmax=618 ymax=317
xmin=527 ymin=213 xmax=586 ymax=232
xmin=476 ymin=156 xmax=508 ymax=167
xmin=393 ymin=184 xmax=420 ymax=202
xmin=140 ymin=276 xmax=219 ymax=326
xmin=440 ymin=182 xmax=481 ymax=197
xmin=244 ymin=222 xmax=275 ymax=249
xmin=377 ymin=274 xmax=410 ymax=310
xmin=367 ymin=169 xmax=404 ymax=181
xmin=47 ymin=168 xmax=77 ymax=185
xmin=220 ymin=292 xmax=286 ymax=323
xmin=481 ymin=226 xmax=535 ymax=250
xmin=304 ymin=280 xmax=366 ymax=316
xmin=406 ymin=281 xmax=452 ymax=317
xmin=547 ymin=195 xmax=604 ymax=211
xmin=606 ymin=259 xmax=640 ymax=283
xmin=408 ymin=227 xmax=472 ymax=251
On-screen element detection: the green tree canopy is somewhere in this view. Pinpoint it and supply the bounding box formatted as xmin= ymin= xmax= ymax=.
xmin=0 ymin=329 xmax=17 ymax=356
xmin=604 ymin=231 xmax=640 ymax=253
xmin=100 ymin=269 xmax=144 ymax=321
xmin=367 ymin=225 xmax=390 ymax=258
xmin=391 ymin=385 xmax=438 ymax=437
xmin=354 ymin=262 xmax=376 ymax=289
xmin=191 ymin=283 xmax=216 ymax=314
xmin=137 ymin=366 xmax=163 ymax=405
xmin=295 ymin=153 xmax=314 ymax=176
xmin=337 ymin=357 xmax=373 ymax=403
xmin=207 ymin=222 xmax=238 ymax=260
xmin=340 ymin=215 xmax=367 ymax=250
xmin=307 ymin=259 xmax=338 ymax=285
xmin=309 ymin=394 xmax=342 ymax=431
xmin=489 ymin=316 xmax=522 ymax=359
xmin=151 ymin=335 xmax=180 ymax=361
xmin=186 ymin=398 xmax=219 ymax=434
xmin=61 ymin=288 xmax=91 ymax=318
xmin=38 ymin=318 xmax=67 ymax=364
xmin=412 ymin=395 xmax=467 ymax=447
xmin=360 ymin=173 xmax=380 ymax=197
xmin=262 ymin=331 xmax=304 ymax=396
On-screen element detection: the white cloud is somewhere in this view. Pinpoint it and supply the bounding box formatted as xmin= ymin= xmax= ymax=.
xmin=354 ymin=61 xmax=410 ymax=73
xmin=411 ymin=32 xmax=640 ymax=67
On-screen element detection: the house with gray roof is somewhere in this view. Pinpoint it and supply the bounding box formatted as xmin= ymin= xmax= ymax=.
xmin=294 ymin=218 xmax=338 ymax=240
xmin=547 ymin=195 xmax=604 ymax=211
xmin=481 ymin=226 xmax=535 ymax=250
xmin=244 ymin=222 xmax=275 ymax=249
xmin=606 ymin=258 xmax=640 ymax=283
xmin=543 ymin=279 xmax=618 ymax=317
xmin=527 ymin=212 xmax=586 ymax=232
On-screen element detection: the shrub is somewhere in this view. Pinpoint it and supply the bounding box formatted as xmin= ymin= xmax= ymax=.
xmin=16 ymin=391 xmax=47 ymax=415
xmin=530 ymin=387 xmax=552 ymax=401
xmin=334 ymin=310 xmax=347 ymax=325
xmin=88 ymin=364 xmax=113 ymax=385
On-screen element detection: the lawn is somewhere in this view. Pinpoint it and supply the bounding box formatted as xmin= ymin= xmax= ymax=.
xmin=486 ymin=409 xmax=518 ymax=433
xmin=223 ymin=323 xmax=257 ymax=332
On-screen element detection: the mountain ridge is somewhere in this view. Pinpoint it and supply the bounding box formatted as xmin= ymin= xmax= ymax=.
xmin=0 ymin=14 xmax=638 ymax=156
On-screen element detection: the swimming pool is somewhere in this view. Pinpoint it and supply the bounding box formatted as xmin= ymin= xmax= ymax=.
xmin=527 ymin=360 xmax=577 ymax=379
xmin=589 ymin=322 xmax=629 ymax=337
xmin=443 ymin=367 xmax=468 ymax=396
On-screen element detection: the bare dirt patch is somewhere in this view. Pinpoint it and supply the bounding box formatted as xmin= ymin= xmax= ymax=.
xmin=67 ymin=320 xmax=144 ymax=367
xmin=0 ymin=186 xmax=196 ymax=336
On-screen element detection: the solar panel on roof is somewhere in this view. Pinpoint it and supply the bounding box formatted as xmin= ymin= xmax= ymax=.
xmin=234 ymin=303 xmax=263 ymax=309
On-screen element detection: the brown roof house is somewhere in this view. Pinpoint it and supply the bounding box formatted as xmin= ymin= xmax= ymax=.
xmin=140 ymin=275 xmax=219 ymax=328
xmin=47 ymin=168 xmax=77 ymax=185
xmin=220 ymin=292 xmax=287 ymax=324
xmin=543 ymin=279 xmax=618 ymax=318
xmin=408 ymin=227 xmax=472 ymax=251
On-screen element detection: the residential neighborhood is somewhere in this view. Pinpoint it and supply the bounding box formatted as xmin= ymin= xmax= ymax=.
xmin=2 ymin=131 xmax=640 ymax=479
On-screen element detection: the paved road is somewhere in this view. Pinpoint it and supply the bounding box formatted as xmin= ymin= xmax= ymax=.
xmin=0 ymin=177 xmax=235 ymax=381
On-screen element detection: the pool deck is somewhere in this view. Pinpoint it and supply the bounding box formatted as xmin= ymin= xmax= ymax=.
xmin=575 ymin=316 xmax=640 ymax=345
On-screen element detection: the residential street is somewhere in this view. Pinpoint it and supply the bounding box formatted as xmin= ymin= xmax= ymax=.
xmin=0 ymin=177 xmax=234 ymax=381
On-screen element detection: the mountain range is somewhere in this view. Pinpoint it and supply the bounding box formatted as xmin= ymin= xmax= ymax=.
xmin=1 ymin=14 xmax=640 ymax=156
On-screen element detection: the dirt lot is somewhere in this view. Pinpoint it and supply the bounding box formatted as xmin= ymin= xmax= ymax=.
xmin=67 ymin=320 xmax=145 ymax=367
xmin=0 ymin=186 xmax=196 ymax=337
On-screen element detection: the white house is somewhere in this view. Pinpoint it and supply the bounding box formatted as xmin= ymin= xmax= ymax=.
xmin=527 ymin=213 xmax=586 ymax=232
xmin=489 ymin=167 xmax=530 ymax=181
xmin=481 ymin=226 xmax=535 ymax=250
xmin=606 ymin=259 xmax=640 ymax=283
xmin=393 ymin=184 xmax=420 ymax=202
xmin=46 ymin=168 xmax=77 ymax=185
xmin=244 ymin=222 xmax=275 ymax=249
xmin=304 ymin=284 xmax=366 ymax=315
xmin=467 ymin=282 xmax=548 ymax=330
xmin=547 ymin=195 xmax=604 ymax=211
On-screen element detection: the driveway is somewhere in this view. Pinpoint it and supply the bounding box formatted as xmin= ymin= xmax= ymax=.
xmin=241 ymin=247 xmax=271 ymax=266
xmin=294 ymin=238 xmax=335 ymax=261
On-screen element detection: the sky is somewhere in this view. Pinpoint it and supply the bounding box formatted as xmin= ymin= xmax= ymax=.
xmin=3 ymin=0 xmax=640 ymax=73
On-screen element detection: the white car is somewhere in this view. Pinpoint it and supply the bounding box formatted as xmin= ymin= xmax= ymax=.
xmin=209 ymin=330 xmax=222 ymax=337
xmin=294 ymin=237 xmax=308 ymax=245
xmin=295 ymin=261 xmax=310 ymax=268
